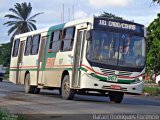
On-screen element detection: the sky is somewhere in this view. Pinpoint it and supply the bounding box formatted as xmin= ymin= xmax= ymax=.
xmin=0 ymin=0 xmax=160 ymax=44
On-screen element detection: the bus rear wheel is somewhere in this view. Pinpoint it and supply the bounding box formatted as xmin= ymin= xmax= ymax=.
xmin=61 ymin=75 xmax=75 ymax=100
xmin=24 ymin=73 xmax=35 ymax=94
xmin=109 ymin=91 xmax=124 ymax=103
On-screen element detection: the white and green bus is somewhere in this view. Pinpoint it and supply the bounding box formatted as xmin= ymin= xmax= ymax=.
xmin=9 ymin=17 xmax=146 ymax=103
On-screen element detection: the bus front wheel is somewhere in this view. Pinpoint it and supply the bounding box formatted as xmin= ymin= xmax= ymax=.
xmin=109 ymin=91 xmax=124 ymax=103
xmin=61 ymin=75 xmax=75 ymax=100
xmin=24 ymin=73 xmax=35 ymax=94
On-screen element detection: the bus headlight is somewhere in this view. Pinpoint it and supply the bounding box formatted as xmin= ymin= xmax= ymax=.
xmin=139 ymin=76 xmax=143 ymax=81
xmin=134 ymin=77 xmax=143 ymax=82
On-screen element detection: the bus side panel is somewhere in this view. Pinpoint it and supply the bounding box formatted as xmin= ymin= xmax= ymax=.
xmin=22 ymin=55 xmax=38 ymax=86
xmin=30 ymin=71 xmax=38 ymax=86
xmin=44 ymin=70 xmax=62 ymax=87
xmin=9 ymin=52 xmax=19 ymax=83
xmin=19 ymin=71 xmax=25 ymax=84
xmin=43 ymin=51 xmax=73 ymax=88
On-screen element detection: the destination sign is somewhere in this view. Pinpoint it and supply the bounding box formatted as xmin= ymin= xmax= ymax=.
xmin=99 ymin=20 xmax=136 ymax=30
xmin=94 ymin=18 xmax=144 ymax=35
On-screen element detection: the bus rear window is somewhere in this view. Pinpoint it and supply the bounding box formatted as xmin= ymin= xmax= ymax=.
xmin=24 ymin=36 xmax=32 ymax=56
xmin=12 ymin=39 xmax=20 ymax=57
xmin=31 ymin=34 xmax=40 ymax=55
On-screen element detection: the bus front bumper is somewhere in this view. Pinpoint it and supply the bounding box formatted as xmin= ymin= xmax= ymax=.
xmin=80 ymin=73 xmax=144 ymax=95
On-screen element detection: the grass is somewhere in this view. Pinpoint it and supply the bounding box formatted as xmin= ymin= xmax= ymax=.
xmin=143 ymin=86 xmax=160 ymax=96
xmin=0 ymin=110 xmax=26 ymax=120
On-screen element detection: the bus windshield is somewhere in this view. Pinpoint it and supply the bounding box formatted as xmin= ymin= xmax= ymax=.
xmin=87 ymin=30 xmax=145 ymax=68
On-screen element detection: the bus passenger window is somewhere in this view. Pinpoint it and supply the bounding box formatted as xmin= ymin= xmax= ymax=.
xmin=49 ymin=30 xmax=61 ymax=52
xmin=24 ymin=36 xmax=32 ymax=56
xmin=31 ymin=34 xmax=40 ymax=55
xmin=62 ymin=27 xmax=75 ymax=51
xmin=12 ymin=39 xmax=20 ymax=57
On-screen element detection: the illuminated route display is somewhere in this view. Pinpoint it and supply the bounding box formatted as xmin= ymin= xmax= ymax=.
xmin=94 ymin=18 xmax=144 ymax=36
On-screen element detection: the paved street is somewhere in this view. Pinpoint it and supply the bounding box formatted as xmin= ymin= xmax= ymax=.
xmin=0 ymin=80 xmax=160 ymax=120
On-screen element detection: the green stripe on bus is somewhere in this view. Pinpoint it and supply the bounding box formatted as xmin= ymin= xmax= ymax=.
xmin=10 ymin=67 xmax=72 ymax=71
xmin=80 ymin=67 xmax=88 ymax=72
xmin=10 ymin=68 xmax=38 ymax=71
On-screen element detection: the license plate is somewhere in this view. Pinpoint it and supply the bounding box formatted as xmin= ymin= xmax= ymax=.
xmin=111 ymin=85 xmax=122 ymax=90
xmin=106 ymin=75 xmax=117 ymax=82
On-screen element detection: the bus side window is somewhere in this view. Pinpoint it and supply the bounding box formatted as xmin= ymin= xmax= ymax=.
xmin=24 ymin=36 xmax=32 ymax=56
xmin=49 ymin=30 xmax=62 ymax=52
xmin=31 ymin=34 xmax=41 ymax=55
xmin=12 ymin=39 xmax=20 ymax=57
xmin=62 ymin=27 xmax=75 ymax=51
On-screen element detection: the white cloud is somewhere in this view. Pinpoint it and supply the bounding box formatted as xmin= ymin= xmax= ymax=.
xmin=74 ymin=10 xmax=88 ymax=19
xmin=88 ymin=0 xmax=133 ymax=8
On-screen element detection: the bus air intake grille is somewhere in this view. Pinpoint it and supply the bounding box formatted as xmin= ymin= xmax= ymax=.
xmin=100 ymin=68 xmax=115 ymax=75
xmin=119 ymin=71 xmax=132 ymax=76
xmin=100 ymin=68 xmax=132 ymax=77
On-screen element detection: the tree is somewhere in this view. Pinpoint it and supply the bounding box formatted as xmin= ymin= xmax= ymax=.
xmin=152 ymin=0 xmax=160 ymax=4
xmin=99 ymin=12 xmax=123 ymax=20
xmin=0 ymin=43 xmax=11 ymax=66
xmin=146 ymin=13 xmax=160 ymax=73
xmin=3 ymin=2 xmax=43 ymax=38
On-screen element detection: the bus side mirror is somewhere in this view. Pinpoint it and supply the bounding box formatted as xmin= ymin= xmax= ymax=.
xmin=86 ymin=31 xmax=91 ymax=41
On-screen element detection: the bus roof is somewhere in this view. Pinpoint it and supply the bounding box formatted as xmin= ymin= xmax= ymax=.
xmin=14 ymin=27 xmax=49 ymax=39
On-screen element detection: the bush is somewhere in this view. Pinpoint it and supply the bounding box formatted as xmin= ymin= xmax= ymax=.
xmin=143 ymin=86 xmax=160 ymax=96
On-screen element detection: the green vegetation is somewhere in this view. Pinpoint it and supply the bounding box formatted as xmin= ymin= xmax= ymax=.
xmin=153 ymin=0 xmax=160 ymax=4
xmin=147 ymin=13 xmax=160 ymax=73
xmin=99 ymin=12 xmax=123 ymax=20
xmin=1 ymin=2 xmax=43 ymax=75
xmin=3 ymin=2 xmax=43 ymax=44
xmin=143 ymin=86 xmax=160 ymax=96
xmin=0 ymin=110 xmax=26 ymax=120
xmin=0 ymin=42 xmax=11 ymax=67
xmin=0 ymin=43 xmax=11 ymax=80
xmin=4 ymin=67 xmax=10 ymax=80
xmin=3 ymin=2 xmax=43 ymax=37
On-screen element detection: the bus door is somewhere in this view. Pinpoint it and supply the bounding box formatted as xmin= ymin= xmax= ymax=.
xmin=37 ymin=36 xmax=47 ymax=86
xmin=72 ymin=27 xmax=87 ymax=87
xmin=17 ymin=41 xmax=25 ymax=84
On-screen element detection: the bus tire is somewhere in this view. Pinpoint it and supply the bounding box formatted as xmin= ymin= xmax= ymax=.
xmin=109 ymin=91 xmax=124 ymax=103
xmin=0 ymin=78 xmax=3 ymax=82
xmin=24 ymin=73 xmax=35 ymax=94
xmin=61 ymin=75 xmax=75 ymax=100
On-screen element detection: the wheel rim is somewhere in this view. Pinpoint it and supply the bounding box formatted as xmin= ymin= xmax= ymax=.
xmin=64 ymin=81 xmax=69 ymax=95
xmin=25 ymin=75 xmax=30 ymax=93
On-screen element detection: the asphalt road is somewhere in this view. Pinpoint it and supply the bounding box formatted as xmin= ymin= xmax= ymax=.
xmin=0 ymin=80 xmax=160 ymax=120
